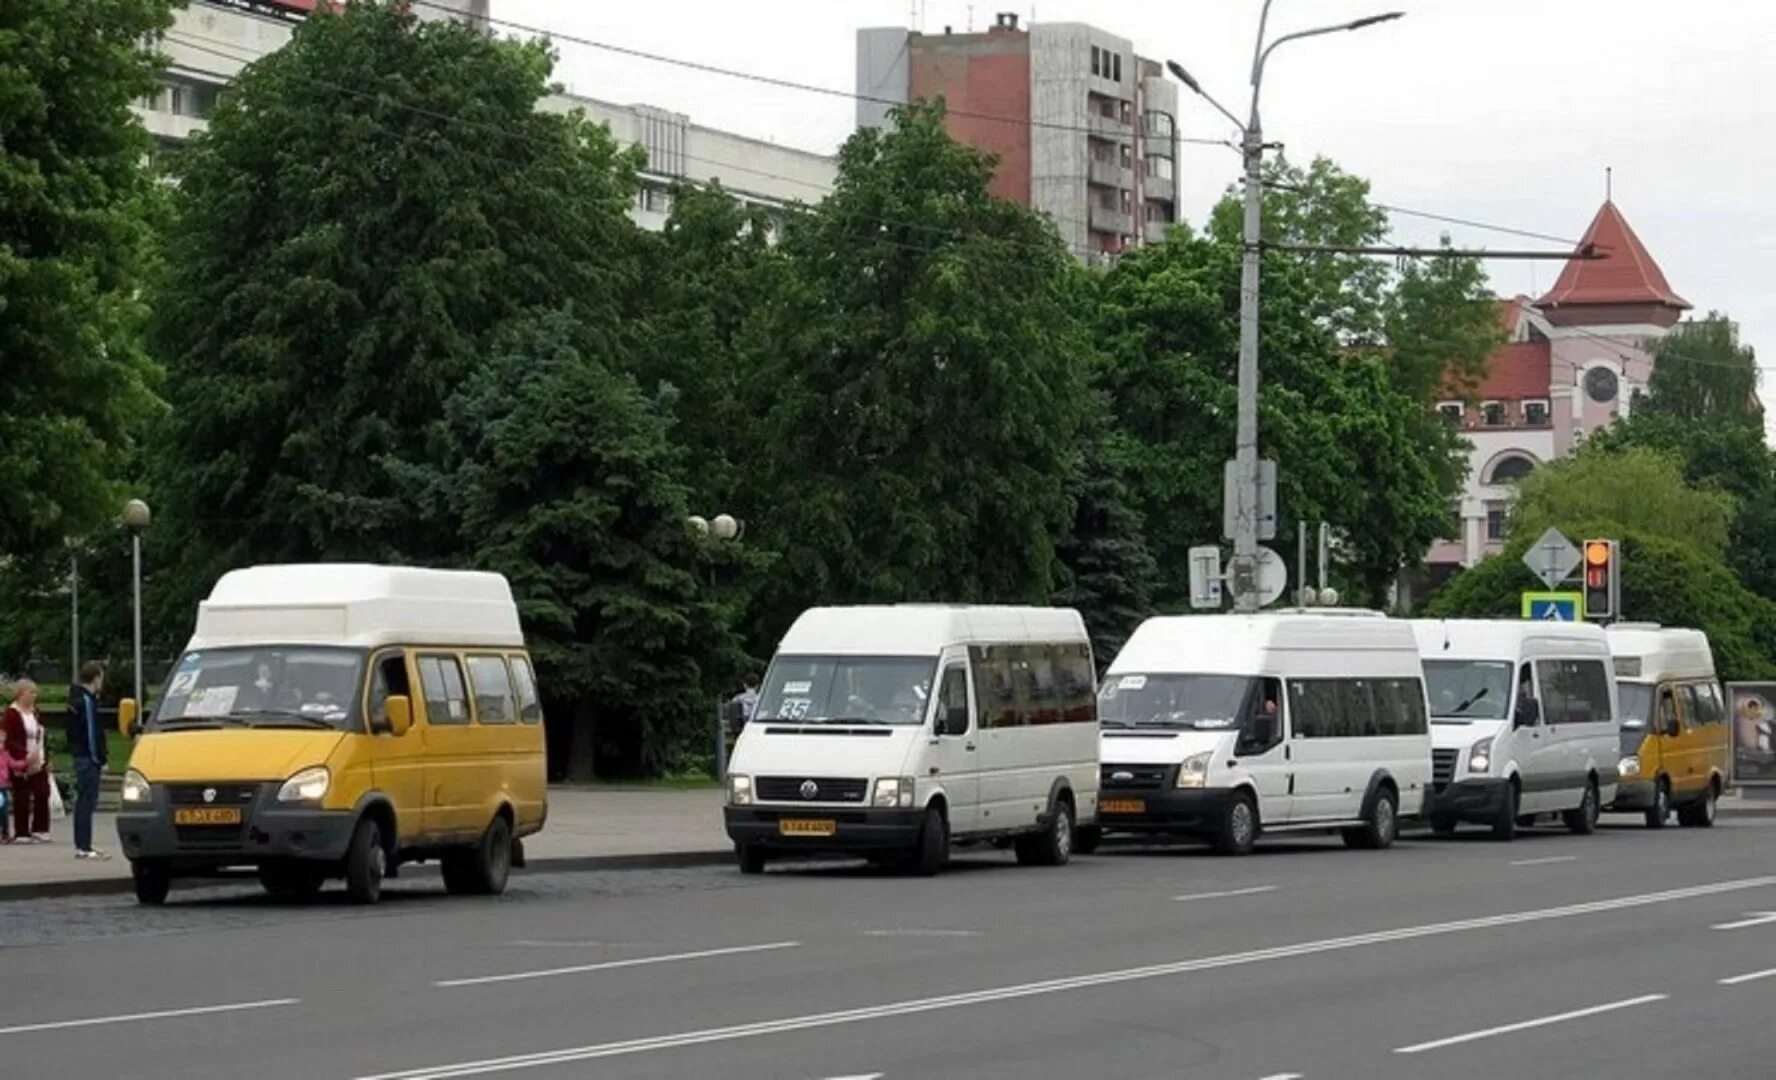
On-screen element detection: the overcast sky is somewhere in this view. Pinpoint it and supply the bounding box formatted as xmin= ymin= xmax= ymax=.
xmin=501 ymin=0 xmax=1773 ymax=431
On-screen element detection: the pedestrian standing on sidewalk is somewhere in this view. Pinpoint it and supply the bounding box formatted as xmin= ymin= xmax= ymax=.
xmin=67 ymin=662 xmax=110 ymax=860
xmin=3 ymin=679 xmax=51 ymax=843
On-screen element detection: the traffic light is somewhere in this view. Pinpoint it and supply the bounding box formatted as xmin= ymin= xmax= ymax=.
xmin=1582 ymin=539 xmax=1619 ymax=621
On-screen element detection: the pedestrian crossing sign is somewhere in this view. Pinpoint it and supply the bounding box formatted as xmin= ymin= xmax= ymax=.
xmin=1521 ymin=591 xmax=1584 ymax=622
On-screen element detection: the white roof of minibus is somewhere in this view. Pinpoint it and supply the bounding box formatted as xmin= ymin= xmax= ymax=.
xmin=187 ymin=564 xmax=524 ymax=651
xmin=1108 ymin=612 xmax=1419 ymax=677
xmin=1606 ymin=623 xmax=1716 ymax=683
xmin=1409 ymin=618 xmax=1609 ymax=661
xmin=776 ymin=605 xmax=1088 ymax=657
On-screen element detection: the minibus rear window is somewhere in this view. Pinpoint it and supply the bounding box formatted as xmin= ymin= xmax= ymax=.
xmin=756 ymin=655 xmax=938 ymax=726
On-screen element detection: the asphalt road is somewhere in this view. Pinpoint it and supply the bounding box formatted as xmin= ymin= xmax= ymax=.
xmin=6 ymin=816 xmax=1776 ymax=1080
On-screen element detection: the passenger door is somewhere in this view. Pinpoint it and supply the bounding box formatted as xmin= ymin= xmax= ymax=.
xmin=366 ymin=649 xmax=427 ymax=845
xmin=1240 ymin=677 xmax=1293 ymax=825
xmin=415 ymin=652 xmax=477 ymax=840
xmin=926 ymin=658 xmax=979 ymax=835
xmin=1521 ymin=662 xmax=1567 ymax=813
xmin=1285 ymin=679 xmax=1355 ymax=823
xmin=1669 ymin=684 xmax=1706 ymax=800
xmin=1696 ymin=683 xmax=1731 ymax=790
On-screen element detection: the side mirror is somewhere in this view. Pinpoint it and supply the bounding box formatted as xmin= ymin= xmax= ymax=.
xmin=385 ymin=695 xmax=413 ymax=737
xmin=1664 ymin=718 xmax=1682 ymax=739
xmin=118 ymin=699 xmax=139 ymax=740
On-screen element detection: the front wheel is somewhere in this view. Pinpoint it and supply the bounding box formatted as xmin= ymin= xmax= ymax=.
xmin=343 ymin=817 xmax=387 ymax=905
xmin=1645 ymin=779 xmax=1671 ymax=829
xmin=1344 ymin=788 xmax=1398 ymax=851
xmin=1015 ymin=800 xmax=1074 ymax=867
xmin=1491 ymin=783 xmax=1519 ymax=842
xmin=909 ymin=806 xmax=949 ymax=877
xmin=1563 ymin=780 xmax=1599 ymax=835
xmin=736 ymin=844 xmax=767 ymax=875
xmin=1214 ymin=791 xmax=1258 ymax=856
xmin=132 ymin=860 xmax=171 ymax=906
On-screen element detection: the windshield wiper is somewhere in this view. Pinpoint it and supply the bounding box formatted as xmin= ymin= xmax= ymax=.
xmin=231 ymin=709 xmax=336 ymax=729
xmin=1450 ymin=687 xmax=1491 ymax=715
xmin=155 ymin=716 xmax=245 ymax=730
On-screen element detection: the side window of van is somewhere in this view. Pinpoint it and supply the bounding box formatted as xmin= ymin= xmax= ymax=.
xmin=465 ymin=655 xmax=517 ymax=724
xmin=1536 ymin=659 xmax=1612 ymax=725
xmin=510 ymin=656 xmax=543 ymax=725
xmin=970 ymin=646 xmax=1019 ymax=729
xmin=1371 ymin=679 xmax=1428 ymax=736
xmin=367 ymin=652 xmax=411 ymax=732
xmin=935 ymin=666 xmax=971 ymax=734
xmin=1058 ymin=644 xmax=1095 ymax=724
xmin=1696 ymin=684 xmax=1726 ymax=726
xmin=1026 ymin=647 xmax=1060 ymax=725
xmin=417 ymin=654 xmax=470 ymax=726
xmin=1288 ymin=680 xmax=1342 ymax=738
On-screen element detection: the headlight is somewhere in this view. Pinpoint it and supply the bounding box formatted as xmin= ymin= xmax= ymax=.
xmin=1468 ymin=737 xmax=1494 ymax=775
xmin=121 ymin=769 xmax=152 ymax=805
xmin=1619 ymin=755 xmax=1641 ymax=777
xmin=872 ymin=776 xmax=915 ymax=808
xmin=276 ymin=766 xmax=330 ymax=804
xmin=1176 ymin=751 xmax=1213 ymax=789
xmin=728 ymin=774 xmax=753 ymax=806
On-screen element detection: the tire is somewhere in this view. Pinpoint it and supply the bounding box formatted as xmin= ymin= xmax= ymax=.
xmin=461 ymin=815 xmax=514 ymax=896
xmin=1344 ymin=787 xmax=1398 ymax=851
xmin=343 ymin=817 xmax=387 ymax=905
xmin=258 ymin=863 xmax=324 ymax=899
xmin=1491 ymin=782 xmax=1519 ymax=841
xmin=909 ymin=806 xmax=949 ymax=876
xmin=1214 ymin=791 xmax=1258 ymax=856
xmin=736 ymin=844 xmax=767 ymax=875
xmin=441 ymin=849 xmax=476 ymax=894
xmin=1644 ymin=779 xmax=1671 ymax=829
xmin=1563 ymin=779 xmax=1599 ymax=835
xmin=1016 ymin=800 xmax=1075 ymax=867
xmin=1681 ymin=785 xmax=1719 ymax=829
xmin=1430 ymin=815 xmax=1457 ymax=837
xmin=1073 ymin=824 xmax=1102 ymax=856
xmin=131 ymin=860 xmax=171 ymax=906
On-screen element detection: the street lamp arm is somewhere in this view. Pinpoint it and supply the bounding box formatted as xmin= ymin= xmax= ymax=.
xmin=1254 ymin=13 xmax=1405 ymax=93
xmin=1166 ymin=59 xmax=1248 ymax=134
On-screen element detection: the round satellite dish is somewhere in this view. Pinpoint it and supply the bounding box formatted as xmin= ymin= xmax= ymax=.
xmin=1255 ymin=547 xmax=1288 ymax=608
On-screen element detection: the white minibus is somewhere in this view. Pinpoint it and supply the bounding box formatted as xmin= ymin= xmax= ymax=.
xmin=1413 ymin=619 xmax=1619 ymax=839
xmin=1096 ymin=612 xmax=1432 ymax=856
xmin=723 ymin=605 xmax=1099 ymax=875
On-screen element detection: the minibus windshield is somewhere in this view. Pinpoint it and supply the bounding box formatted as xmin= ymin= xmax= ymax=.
xmin=1618 ymin=683 xmax=1653 ymax=753
xmin=1098 ymin=674 xmax=1254 ymax=730
xmin=1423 ymin=660 xmax=1513 ymax=722
xmin=153 ymin=646 xmax=366 ymax=731
xmin=755 ymin=655 xmax=938 ymax=726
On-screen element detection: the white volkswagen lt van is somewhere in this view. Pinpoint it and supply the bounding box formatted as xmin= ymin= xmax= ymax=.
xmin=1096 ymin=612 xmax=1432 ymax=855
xmin=723 ymin=605 xmax=1099 ymax=875
xmin=1413 ymin=619 xmax=1619 ymax=839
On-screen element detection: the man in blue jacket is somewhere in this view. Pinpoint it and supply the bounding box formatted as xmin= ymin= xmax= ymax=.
xmin=67 ymin=662 xmax=109 ymax=860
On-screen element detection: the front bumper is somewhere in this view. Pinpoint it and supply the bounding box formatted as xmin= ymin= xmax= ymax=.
xmin=1608 ymin=778 xmax=1658 ymax=811
xmin=724 ymin=806 xmax=925 ymax=852
xmin=1097 ymin=787 xmax=1236 ymax=836
xmin=118 ymin=781 xmax=355 ymax=872
xmin=1425 ymin=777 xmax=1511 ymax=823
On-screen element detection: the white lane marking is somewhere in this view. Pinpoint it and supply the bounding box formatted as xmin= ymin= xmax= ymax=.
xmin=821 ymin=1074 xmax=884 ymax=1080
xmin=1712 ymin=911 xmax=1776 ymax=931
xmin=1257 ymin=1074 xmax=1304 ymax=1079
xmin=1393 ymin=994 xmax=1666 ymax=1055
xmin=1508 ymin=856 xmax=1577 ymax=867
xmin=0 ymin=998 xmax=299 ymax=1037
xmin=435 ymin=942 xmax=801 ymax=988
xmin=1719 ymin=968 xmax=1776 ymax=986
xmin=1173 ymin=885 xmax=1278 ymax=902
xmin=357 ymin=875 xmax=1776 ymax=1080
xmin=861 ymin=929 xmax=980 ymax=938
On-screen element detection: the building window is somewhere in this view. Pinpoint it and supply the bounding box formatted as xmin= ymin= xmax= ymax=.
xmin=1145 ymin=155 xmax=1175 ymax=180
xmin=1097 ymin=188 xmax=1116 ymax=210
xmin=1092 ymin=142 xmax=1113 ymax=163
xmin=1523 ymin=399 xmax=1550 ymax=425
xmin=1481 ymin=401 xmax=1506 ymax=427
xmin=1144 ymin=202 xmax=1170 ymax=224
xmin=1113 ymin=53 xmax=1123 ymax=82
xmin=1487 ymin=455 xmax=1535 ymax=485
xmin=1144 ymin=111 xmax=1175 ymax=138
xmin=1091 ymin=46 xmax=1101 ymax=77
xmin=1584 ymin=366 xmax=1620 ymax=404
xmin=1120 ymin=100 xmax=1134 ymax=125
xmin=1437 ymin=401 xmax=1464 ymax=424
xmin=641 ymin=187 xmax=672 ymax=214
xmin=1120 ymin=190 xmax=1132 ymax=214
xmin=1485 ymin=502 xmax=1508 ymax=542
xmin=1119 ymin=144 xmax=1132 ymax=169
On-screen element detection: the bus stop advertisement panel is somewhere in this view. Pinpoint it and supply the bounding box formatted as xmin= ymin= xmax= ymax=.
xmin=1729 ymin=682 xmax=1776 ymax=784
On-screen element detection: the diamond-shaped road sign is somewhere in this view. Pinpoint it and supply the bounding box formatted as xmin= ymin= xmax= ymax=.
xmin=1522 ymin=527 xmax=1582 ymax=590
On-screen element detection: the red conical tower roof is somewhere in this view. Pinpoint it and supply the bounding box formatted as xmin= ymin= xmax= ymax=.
xmin=1536 ymin=201 xmax=1689 ymax=314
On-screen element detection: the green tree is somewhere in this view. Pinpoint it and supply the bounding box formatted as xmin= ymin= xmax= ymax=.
xmin=0 ymin=0 xmax=172 ymax=563
xmin=1053 ymin=421 xmax=1160 ymax=667
xmin=150 ymin=2 xmax=643 ymax=601
xmin=1510 ymin=447 xmax=1735 ymax=558
xmin=1640 ymin=314 xmax=1761 ymax=425
xmin=736 ymin=101 xmax=1092 ymax=627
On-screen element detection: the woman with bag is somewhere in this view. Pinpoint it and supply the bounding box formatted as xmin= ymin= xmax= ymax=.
xmin=3 ymin=679 xmax=51 ymax=843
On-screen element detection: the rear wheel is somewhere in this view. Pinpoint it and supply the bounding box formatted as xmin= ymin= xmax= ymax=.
xmin=1645 ymin=779 xmax=1671 ymax=829
xmin=1563 ymin=779 xmax=1600 ymax=835
xmin=1214 ymin=791 xmax=1258 ymax=856
xmin=909 ymin=806 xmax=949 ymax=877
xmin=343 ymin=817 xmax=386 ymax=905
xmin=1344 ymin=787 xmax=1398 ymax=851
xmin=1491 ymin=783 xmax=1519 ymax=842
xmin=1680 ymin=785 xmax=1719 ymax=828
xmin=131 ymin=860 xmax=171 ymax=906
xmin=1015 ymin=800 xmax=1074 ymax=867
xmin=1073 ymin=824 xmax=1102 ymax=856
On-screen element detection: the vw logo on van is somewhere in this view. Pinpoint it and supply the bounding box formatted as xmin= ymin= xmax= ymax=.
xmin=202 ymin=788 xmax=218 ymax=804
xmin=1111 ymin=771 xmax=1134 ymax=783
xmin=799 ymin=780 xmax=819 ymax=800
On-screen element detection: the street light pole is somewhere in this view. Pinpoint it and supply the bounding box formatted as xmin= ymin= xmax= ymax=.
xmin=122 ymin=500 xmax=152 ymax=707
xmin=1170 ymin=4 xmax=1403 ymax=612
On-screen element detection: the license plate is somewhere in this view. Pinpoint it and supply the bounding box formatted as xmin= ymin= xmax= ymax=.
xmin=1101 ymin=798 xmax=1146 ymax=815
xmin=778 ymin=818 xmax=836 ymax=837
xmin=173 ymin=807 xmax=242 ymax=826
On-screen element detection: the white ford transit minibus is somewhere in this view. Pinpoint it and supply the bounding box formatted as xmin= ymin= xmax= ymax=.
xmin=723 ymin=605 xmax=1099 ymax=875
xmin=1096 ymin=612 xmax=1432 ymax=855
xmin=1413 ymin=619 xmax=1619 ymax=839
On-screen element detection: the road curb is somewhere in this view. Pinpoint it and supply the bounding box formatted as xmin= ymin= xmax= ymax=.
xmin=0 ymin=848 xmax=735 ymax=903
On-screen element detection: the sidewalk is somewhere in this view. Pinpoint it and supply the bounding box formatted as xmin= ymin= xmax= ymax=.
xmin=0 ymin=787 xmax=731 ymax=900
